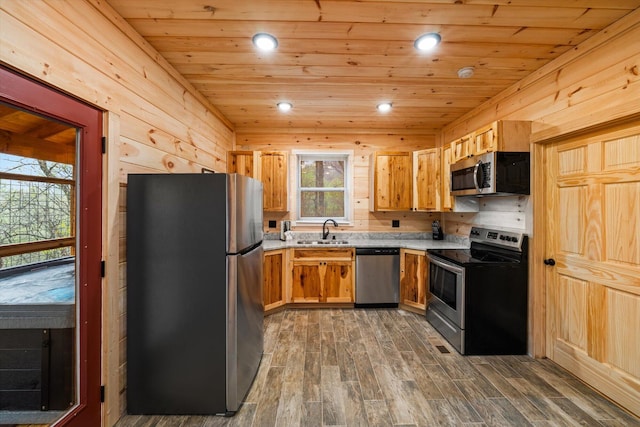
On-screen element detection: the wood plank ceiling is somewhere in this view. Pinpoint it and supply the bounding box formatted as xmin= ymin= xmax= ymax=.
xmin=106 ymin=1 xmax=640 ymax=131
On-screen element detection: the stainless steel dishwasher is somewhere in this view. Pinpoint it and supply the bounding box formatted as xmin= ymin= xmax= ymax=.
xmin=355 ymin=248 xmax=400 ymax=307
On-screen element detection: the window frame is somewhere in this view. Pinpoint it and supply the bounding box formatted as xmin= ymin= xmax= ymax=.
xmin=293 ymin=150 xmax=354 ymax=225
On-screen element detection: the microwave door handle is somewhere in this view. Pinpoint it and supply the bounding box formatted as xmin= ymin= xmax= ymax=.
xmin=473 ymin=160 xmax=482 ymax=192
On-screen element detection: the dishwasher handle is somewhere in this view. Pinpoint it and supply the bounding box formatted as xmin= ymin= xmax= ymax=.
xmin=356 ymin=248 xmax=400 ymax=256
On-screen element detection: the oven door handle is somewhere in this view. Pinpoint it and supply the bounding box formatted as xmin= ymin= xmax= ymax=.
xmin=427 ymin=255 xmax=465 ymax=275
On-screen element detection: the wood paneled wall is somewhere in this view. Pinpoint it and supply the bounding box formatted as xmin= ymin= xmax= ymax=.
xmin=236 ymin=130 xmax=441 ymax=232
xmin=1 ymin=1 xmax=234 ymax=425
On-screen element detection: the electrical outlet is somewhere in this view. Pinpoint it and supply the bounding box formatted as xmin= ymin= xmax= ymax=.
xmin=268 ymin=220 xmax=277 ymax=228
xmin=392 ymin=220 xmax=400 ymax=228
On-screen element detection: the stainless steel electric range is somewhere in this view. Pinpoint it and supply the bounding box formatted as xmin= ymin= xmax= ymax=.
xmin=426 ymin=226 xmax=528 ymax=355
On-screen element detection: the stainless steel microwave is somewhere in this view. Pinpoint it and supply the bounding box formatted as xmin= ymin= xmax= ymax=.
xmin=450 ymin=151 xmax=530 ymax=196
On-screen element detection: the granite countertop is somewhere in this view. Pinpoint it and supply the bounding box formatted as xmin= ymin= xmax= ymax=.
xmin=263 ymin=232 xmax=468 ymax=252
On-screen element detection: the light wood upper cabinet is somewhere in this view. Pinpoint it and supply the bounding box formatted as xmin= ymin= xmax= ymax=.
xmin=370 ymin=151 xmax=413 ymax=211
xmin=451 ymin=133 xmax=473 ymax=163
xmin=259 ymin=151 xmax=288 ymax=212
xmin=469 ymin=120 xmax=531 ymax=157
xmin=264 ymin=249 xmax=285 ymax=312
xmin=441 ymin=144 xmax=453 ymax=211
xmin=399 ymin=248 xmax=429 ymax=312
xmin=290 ymin=248 xmax=354 ymax=303
xmin=227 ymin=150 xmax=288 ymax=212
xmin=413 ymin=148 xmax=441 ymax=212
xmin=227 ymin=150 xmax=257 ymax=177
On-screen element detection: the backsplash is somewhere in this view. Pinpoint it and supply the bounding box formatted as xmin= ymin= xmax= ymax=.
xmin=264 ymin=230 xmax=469 ymax=245
xmin=443 ymin=195 xmax=532 ymax=237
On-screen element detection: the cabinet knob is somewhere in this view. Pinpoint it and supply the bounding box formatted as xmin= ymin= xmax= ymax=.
xmin=543 ymin=258 xmax=556 ymax=266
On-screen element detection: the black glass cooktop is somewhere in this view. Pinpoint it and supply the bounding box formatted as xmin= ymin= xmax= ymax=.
xmin=428 ymin=247 xmax=521 ymax=265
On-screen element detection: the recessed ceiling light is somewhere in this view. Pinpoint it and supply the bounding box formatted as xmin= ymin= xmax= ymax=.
xmin=277 ymin=102 xmax=292 ymax=112
xmin=457 ymin=66 xmax=475 ymax=78
xmin=414 ymin=33 xmax=442 ymax=51
xmin=252 ymin=33 xmax=278 ymax=51
xmin=377 ymin=103 xmax=392 ymax=113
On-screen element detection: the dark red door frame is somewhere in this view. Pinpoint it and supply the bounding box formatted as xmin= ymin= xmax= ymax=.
xmin=0 ymin=65 xmax=103 ymax=426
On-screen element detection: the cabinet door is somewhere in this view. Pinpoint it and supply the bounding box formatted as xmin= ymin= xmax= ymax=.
xmin=472 ymin=122 xmax=498 ymax=155
xmin=451 ymin=134 xmax=473 ymax=162
xmin=264 ymin=250 xmax=285 ymax=311
xmin=260 ymin=152 xmax=288 ymax=212
xmin=441 ymin=145 xmax=453 ymax=211
xmin=323 ymin=261 xmax=354 ymax=303
xmin=370 ymin=152 xmax=412 ymax=211
xmin=413 ymin=148 xmax=441 ymax=211
xmin=291 ymin=261 xmax=322 ymax=302
xmin=399 ymin=249 xmax=428 ymax=311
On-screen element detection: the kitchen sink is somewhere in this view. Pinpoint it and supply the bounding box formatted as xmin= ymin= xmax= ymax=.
xmin=296 ymin=240 xmax=350 ymax=245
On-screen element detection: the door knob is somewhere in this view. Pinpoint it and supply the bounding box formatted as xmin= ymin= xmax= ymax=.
xmin=544 ymin=258 xmax=556 ymax=266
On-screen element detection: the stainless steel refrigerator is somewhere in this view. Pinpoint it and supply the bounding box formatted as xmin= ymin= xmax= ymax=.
xmin=126 ymin=173 xmax=264 ymax=416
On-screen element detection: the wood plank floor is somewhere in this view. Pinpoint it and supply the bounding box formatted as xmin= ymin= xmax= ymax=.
xmin=115 ymin=308 xmax=639 ymax=427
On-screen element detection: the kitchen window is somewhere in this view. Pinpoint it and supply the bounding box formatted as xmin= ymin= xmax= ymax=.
xmin=295 ymin=151 xmax=353 ymax=223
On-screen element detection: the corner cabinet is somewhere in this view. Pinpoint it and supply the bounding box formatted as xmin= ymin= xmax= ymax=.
xmin=264 ymin=249 xmax=285 ymax=312
xmin=290 ymin=248 xmax=355 ymax=303
xmin=227 ymin=150 xmax=289 ymax=212
xmin=399 ymin=248 xmax=429 ymax=312
xmin=369 ymin=151 xmax=413 ymax=211
xmin=412 ymin=148 xmax=441 ymax=212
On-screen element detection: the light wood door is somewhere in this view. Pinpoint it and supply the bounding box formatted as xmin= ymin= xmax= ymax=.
xmin=323 ymin=261 xmax=354 ymax=303
xmin=291 ymin=261 xmax=322 ymax=303
xmin=413 ymin=148 xmax=441 ymax=211
xmin=370 ymin=151 xmax=412 ymax=211
xmin=451 ymin=133 xmax=473 ymax=162
xmin=260 ymin=151 xmax=288 ymax=212
xmin=400 ymin=248 xmax=428 ymax=312
xmin=264 ymin=250 xmax=285 ymax=312
xmin=544 ymin=122 xmax=640 ymax=417
xmin=441 ymin=145 xmax=453 ymax=211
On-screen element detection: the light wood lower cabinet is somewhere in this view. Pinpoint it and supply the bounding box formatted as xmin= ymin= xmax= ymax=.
xmin=264 ymin=249 xmax=285 ymax=312
xmin=290 ymin=248 xmax=354 ymax=303
xmin=399 ymin=248 xmax=428 ymax=312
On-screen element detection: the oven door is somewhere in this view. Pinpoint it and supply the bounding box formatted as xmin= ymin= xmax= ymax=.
xmin=427 ymin=254 xmax=465 ymax=328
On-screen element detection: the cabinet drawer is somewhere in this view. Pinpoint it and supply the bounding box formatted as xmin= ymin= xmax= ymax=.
xmin=292 ymin=248 xmax=354 ymax=260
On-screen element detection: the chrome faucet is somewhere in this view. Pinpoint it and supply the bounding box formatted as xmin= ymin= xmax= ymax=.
xmin=322 ymin=219 xmax=338 ymax=240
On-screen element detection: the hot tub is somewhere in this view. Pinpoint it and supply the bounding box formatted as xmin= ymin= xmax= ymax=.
xmin=0 ymin=257 xmax=75 ymax=416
